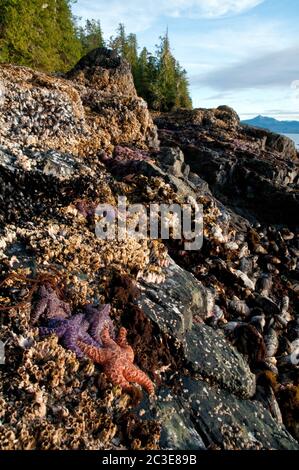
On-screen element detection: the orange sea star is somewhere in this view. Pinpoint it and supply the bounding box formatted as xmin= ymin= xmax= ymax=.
xmin=78 ymin=326 xmax=155 ymax=396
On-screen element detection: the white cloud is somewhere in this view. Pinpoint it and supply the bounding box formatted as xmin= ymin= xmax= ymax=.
xmin=166 ymin=0 xmax=264 ymax=19
xmin=192 ymin=46 xmax=299 ymax=91
xmin=73 ymin=0 xmax=264 ymax=33
xmin=170 ymin=18 xmax=288 ymax=79
xmin=175 ymin=21 xmax=287 ymax=58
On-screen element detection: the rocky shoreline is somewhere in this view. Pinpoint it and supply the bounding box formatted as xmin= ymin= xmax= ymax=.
xmin=0 ymin=48 xmax=298 ymax=450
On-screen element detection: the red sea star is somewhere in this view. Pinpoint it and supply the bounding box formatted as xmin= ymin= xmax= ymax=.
xmin=78 ymin=326 xmax=155 ymax=396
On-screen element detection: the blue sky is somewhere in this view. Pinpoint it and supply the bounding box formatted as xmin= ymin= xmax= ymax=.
xmin=72 ymin=0 xmax=299 ymax=120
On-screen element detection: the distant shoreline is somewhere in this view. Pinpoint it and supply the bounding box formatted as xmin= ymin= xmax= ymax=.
xmin=241 ymin=115 xmax=299 ymax=134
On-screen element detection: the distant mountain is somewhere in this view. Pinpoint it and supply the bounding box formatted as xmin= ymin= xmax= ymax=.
xmin=241 ymin=115 xmax=299 ymax=134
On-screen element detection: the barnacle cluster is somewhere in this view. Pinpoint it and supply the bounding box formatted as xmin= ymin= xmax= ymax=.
xmin=0 ymin=65 xmax=88 ymax=155
xmin=0 ymin=307 xmax=160 ymax=450
xmin=1 ymin=48 xmax=299 ymax=451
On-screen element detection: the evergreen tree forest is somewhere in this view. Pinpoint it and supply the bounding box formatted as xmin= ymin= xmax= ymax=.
xmin=0 ymin=0 xmax=82 ymax=72
xmin=108 ymin=24 xmax=192 ymax=111
xmin=0 ymin=2 xmax=192 ymax=110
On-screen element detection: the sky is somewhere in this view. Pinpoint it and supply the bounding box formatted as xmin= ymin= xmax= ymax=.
xmin=72 ymin=0 xmax=299 ymax=120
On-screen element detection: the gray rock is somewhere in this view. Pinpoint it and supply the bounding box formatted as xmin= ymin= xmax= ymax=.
xmin=156 ymin=390 xmax=206 ymax=450
xmin=156 ymin=146 xmax=189 ymax=178
xmin=188 ymin=172 xmax=211 ymax=194
xmin=156 ymin=110 xmax=299 ymax=226
xmin=180 ymin=377 xmax=299 ymax=450
xmin=138 ymin=378 xmax=298 ymax=450
xmin=136 ymin=152 xmax=198 ymax=200
xmin=0 ymin=146 xmax=93 ymax=181
xmin=138 ymin=258 xmax=256 ymax=398
xmin=0 ymin=145 xmax=95 ymax=226
xmin=137 ymin=258 xmax=206 ymax=340
xmin=185 ymin=324 xmax=256 ymax=398
xmin=265 ymin=132 xmax=297 ymax=159
xmin=135 ymin=390 xmax=206 ymax=450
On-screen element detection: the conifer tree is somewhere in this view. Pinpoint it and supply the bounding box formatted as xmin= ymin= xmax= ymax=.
xmin=55 ymin=0 xmax=83 ymax=70
xmin=154 ymin=31 xmax=177 ymax=110
xmin=109 ymin=24 xmax=139 ymax=92
xmin=0 ymin=0 xmax=81 ymax=72
xmin=135 ymin=48 xmax=158 ymax=106
xmin=90 ymin=23 xmax=193 ymax=110
xmin=0 ymin=5 xmax=192 ymax=110
xmin=125 ymin=33 xmax=138 ymax=75
xmin=108 ymin=23 xmax=126 ymax=55
xmin=174 ymin=62 xmax=193 ymax=109
xmin=78 ymin=19 xmax=104 ymax=55
xmin=134 ymin=47 xmax=150 ymax=97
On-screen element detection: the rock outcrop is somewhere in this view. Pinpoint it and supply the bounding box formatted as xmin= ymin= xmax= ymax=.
xmin=67 ymin=47 xmax=159 ymax=151
xmin=155 ymin=107 xmax=299 ymax=225
xmin=0 ymin=48 xmax=158 ymax=160
xmin=0 ymin=49 xmax=298 ymax=451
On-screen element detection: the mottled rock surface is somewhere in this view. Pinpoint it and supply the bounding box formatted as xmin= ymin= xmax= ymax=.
xmin=0 ymin=48 xmax=158 ymax=160
xmin=180 ymin=378 xmax=298 ymax=450
xmin=139 ymin=379 xmax=298 ymax=450
xmin=0 ymin=51 xmax=298 ymax=451
xmin=138 ymin=258 xmax=206 ymax=339
xmin=138 ymin=259 xmax=255 ymax=398
xmin=67 ymin=47 xmax=159 ymax=151
xmin=155 ymin=108 xmax=299 ymax=225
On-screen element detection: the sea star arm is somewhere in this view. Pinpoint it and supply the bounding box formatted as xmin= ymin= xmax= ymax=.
xmin=62 ymin=327 xmax=86 ymax=358
xmin=31 ymin=285 xmax=71 ymax=324
xmin=85 ymin=304 xmax=115 ymax=343
xmin=123 ymin=363 xmax=155 ymax=396
xmin=39 ymin=323 xmax=67 ymax=338
xmin=47 ymin=297 xmax=71 ymax=320
xmin=79 ymin=330 xmax=100 ymax=348
xmin=101 ymin=325 xmax=117 ymax=348
xmin=105 ymin=367 xmax=135 ymax=393
xmin=116 ymin=328 xmax=134 ymax=362
xmin=77 ymin=340 xmax=109 ymax=364
xmin=116 ymin=327 xmax=129 ymax=348
xmin=31 ymin=286 xmax=49 ymax=324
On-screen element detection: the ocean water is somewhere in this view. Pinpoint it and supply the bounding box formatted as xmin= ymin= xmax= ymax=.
xmin=284 ymin=133 xmax=299 ymax=150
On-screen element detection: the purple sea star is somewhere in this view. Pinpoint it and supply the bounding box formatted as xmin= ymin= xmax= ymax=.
xmin=39 ymin=313 xmax=99 ymax=358
xmin=31 ymin=284 xmax=71 ymax=325
xmin=83 ymin=304 xmax=115 ymax=345
xmin=38 ymin=303 xmax=115 ymax=358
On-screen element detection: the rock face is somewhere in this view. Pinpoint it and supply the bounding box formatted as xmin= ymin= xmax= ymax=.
xmin=155 ymin=107 xmax=299 ymax=225
xmin=141 ymin=378 xmax=298 ymax=450
xmin=0 ymin=64 xmax=86 ymax=154
xmin=138 ymin=259 xmax=256 ymax=399
xmin=0 ymin=48 xmax=158 ymax=160
xmin=138 ymin=258 xmax=206 ymax=339
xmin=0 ymin=51 xmax=298 ymax=451
xmin=67 ymin=47 xmax=159 ymax=151
xmin=66 ymin=47 xmax=136 ymax=96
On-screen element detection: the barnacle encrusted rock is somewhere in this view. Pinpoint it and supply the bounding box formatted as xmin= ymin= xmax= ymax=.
xmin=1 ymin=49 xmax=299 ymax=450
xmin=138 ymin=258 xmax=206 ymax=338
xmin=0 ymin=48 xmax=158 ymax=159
xmin=155 ymin=108 xmax=299 ymax=225
xmin=67 ymin=47 xmax=159 ymax=151
xmin=180 ymin=377 xmax=299 ymax=450
xmin=137 ymin=258 xmax=255 ymax=399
